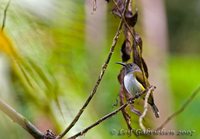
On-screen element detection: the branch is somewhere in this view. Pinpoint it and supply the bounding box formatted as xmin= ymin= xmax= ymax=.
xmin=56 ymin=1 xmax=131 ymax=138
xmin=67 ymin=88 xmax=147 ymax=139
xmin=139 ymin=86 xmax=155 ymax=131
xmin=0 ymin=98 xmax=44 ymax=139
xmin=156 ymin=86 xmax=200 ymax=130
xmin=1 ymin=0 xmax=11 ymax=31
xmin=67 ymin=103 xmax=128 ymax=139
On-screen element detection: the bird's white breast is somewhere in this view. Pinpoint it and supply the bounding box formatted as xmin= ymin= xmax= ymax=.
xmin=124 ymin=73 xmax=144 ymax=96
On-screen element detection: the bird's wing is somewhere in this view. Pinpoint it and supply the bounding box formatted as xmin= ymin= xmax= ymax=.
xmin=134 ymin=71 xmax=150 ymax=88
xmin=134 ymin=71 xmax=160 ymax=118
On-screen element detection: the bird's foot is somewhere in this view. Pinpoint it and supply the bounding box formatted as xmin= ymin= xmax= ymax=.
xmin=127 ymin=98 xmax=134 ymax=104
xmin=135 ymin=92 xmax=141 ymax=99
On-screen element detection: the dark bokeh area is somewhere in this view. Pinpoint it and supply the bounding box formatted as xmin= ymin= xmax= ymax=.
xmin=166 ymin=0 xmax=200 ymax=53
xmin=0 ymin=0 xmax=199 ymax=139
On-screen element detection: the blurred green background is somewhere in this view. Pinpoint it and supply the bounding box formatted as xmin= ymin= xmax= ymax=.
xmin=0 ymin=0 xmax=199 ymax=139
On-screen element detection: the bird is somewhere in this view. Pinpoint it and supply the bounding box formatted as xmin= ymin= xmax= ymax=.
xmin=117 ymin=62 xmax=160 ymax=118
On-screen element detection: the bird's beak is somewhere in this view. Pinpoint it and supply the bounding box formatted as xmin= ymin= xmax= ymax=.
xmin=116 ymin=62 xmax=126 ymax=66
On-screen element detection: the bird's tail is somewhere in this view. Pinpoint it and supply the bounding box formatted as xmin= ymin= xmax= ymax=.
xmin=151 ymin=104 xmax=160 ymax=118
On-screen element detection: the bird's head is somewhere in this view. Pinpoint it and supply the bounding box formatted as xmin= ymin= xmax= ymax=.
xmin=116 ymin=62 xmax=140 ymax=74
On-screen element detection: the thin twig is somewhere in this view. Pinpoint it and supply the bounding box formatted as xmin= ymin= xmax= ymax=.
xmin=68 ymin=103 xmax=128 ymax=139
xmin=1 ymin=0 xmax=11 ymax=31
xmin=156 ymin=86 xmax=200 ymax=130
xmin=68 ymin=88 xmax=147 ymax=139
xmin=139 ymin=86 xmax=155 ymax=131
xmin=0 ymin=98 xmax=44 ymax=139
xmin=57 ymin=1 xmax=131 ymax=138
